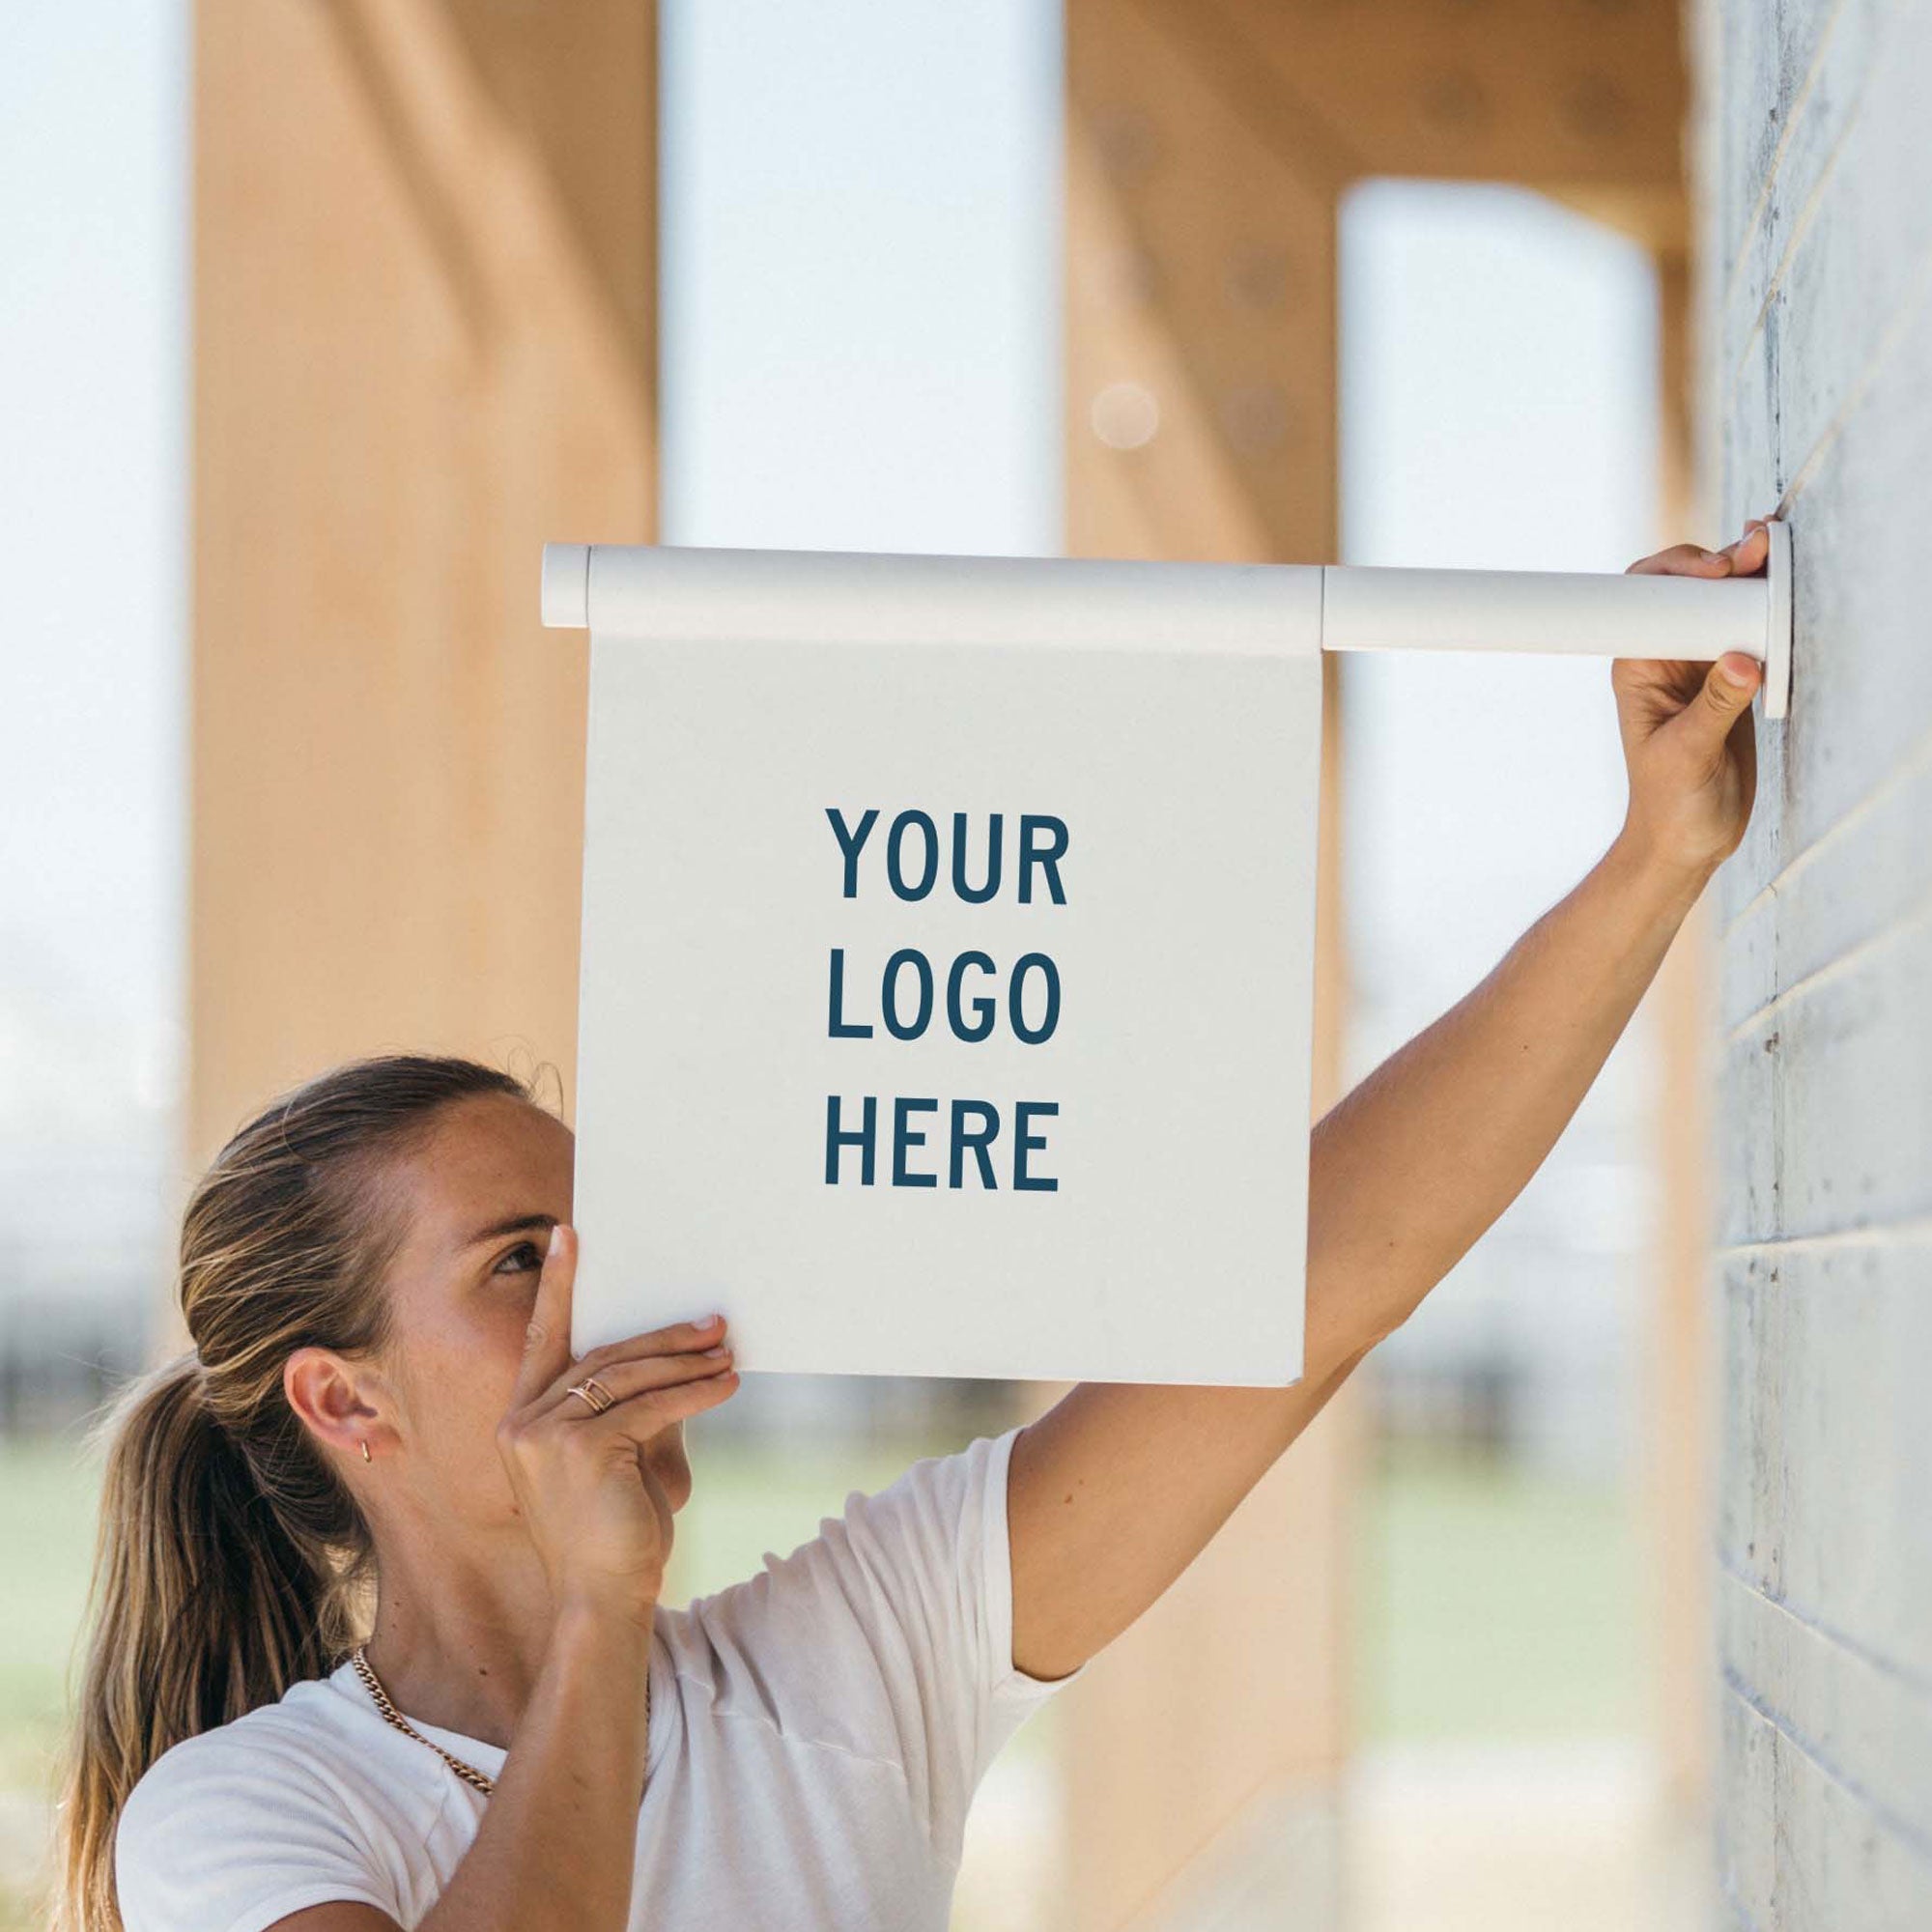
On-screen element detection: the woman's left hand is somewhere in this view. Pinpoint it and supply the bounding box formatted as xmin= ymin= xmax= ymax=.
xmin=1610 ymin=515 xmax=1773 ymax=881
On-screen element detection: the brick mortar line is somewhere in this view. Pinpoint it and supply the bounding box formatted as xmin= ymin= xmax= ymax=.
xmin=1721 ymin=724 xmax=1932 ymax=943
xmin=1718 ymin=1555 xmax=1932 ymax=1707
xmin=1726 ymin=0 xmax=1894 ymax=393
xmin=1721 ymin=1668 xmax=1932 ymax=1869
xmin=1719 ymin=0 xmax=1856 ymax=311
xmin=1716 ymin=1217 xmax=1932 ymax=1258
xmin=1774 ymin=229 xmax=1932 ymax=517
xmin=1722 ymin=891 xmax=1932 ymax=1044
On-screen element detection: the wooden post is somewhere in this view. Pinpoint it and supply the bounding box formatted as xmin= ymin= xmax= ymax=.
xmin=1639 ymin=244 xmax=1715 ymax=1819
xmin=1059 ymin=1 xmax=1691 ymax=1921
xmin=187 ymin=0 xmax=656 ymax=1173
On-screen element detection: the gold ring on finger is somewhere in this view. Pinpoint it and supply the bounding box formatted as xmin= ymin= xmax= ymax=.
xmin=565 ymin=1375 xmax=615 ymax=1416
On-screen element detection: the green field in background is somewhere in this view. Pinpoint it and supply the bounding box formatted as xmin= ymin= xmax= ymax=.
xmin=0 ymin=1427 xmax=1639 ymax=1926
xmin=1354 ymin=1437 xmax=1639 ymax=1740
xmin=0 ymin=1437 xmax=100 ymax=1786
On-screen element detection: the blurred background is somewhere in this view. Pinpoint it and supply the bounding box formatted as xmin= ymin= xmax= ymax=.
xmin=2 ymin=3 xmax=1724 ymax=1927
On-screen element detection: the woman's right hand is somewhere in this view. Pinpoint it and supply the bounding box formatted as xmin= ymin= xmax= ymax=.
xmin=494 ymin=1225 xmax=739 ymax=1624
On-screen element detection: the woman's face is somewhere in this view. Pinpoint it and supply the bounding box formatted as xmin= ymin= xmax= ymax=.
xmin=363 ymin=1091 xmax=696 ymax=1535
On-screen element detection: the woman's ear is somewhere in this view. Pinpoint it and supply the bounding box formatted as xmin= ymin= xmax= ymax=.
xmin=285 ymin=1348 xmax=390 ymax=1464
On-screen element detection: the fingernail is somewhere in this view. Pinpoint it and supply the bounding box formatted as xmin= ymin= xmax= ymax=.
xmin=1720 ymin=655 xmax=1755 ymax=686
xmin=548 ymin=1223 xmax=564 ymax=1255
xmin=703 ymin=1344 xmax=730 ymax=1357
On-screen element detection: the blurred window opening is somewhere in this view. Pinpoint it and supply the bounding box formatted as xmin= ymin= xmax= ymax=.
xmin=1339 ymin=178 xmax=1696 ymax=1932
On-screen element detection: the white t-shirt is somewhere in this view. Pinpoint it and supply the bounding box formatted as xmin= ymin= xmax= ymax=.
xmin=115 ymin=1424 xmax=1084 ymax=1932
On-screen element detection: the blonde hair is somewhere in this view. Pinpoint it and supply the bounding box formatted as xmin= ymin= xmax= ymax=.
xmin=50 ymin=1051 xmax=540 ymax=1931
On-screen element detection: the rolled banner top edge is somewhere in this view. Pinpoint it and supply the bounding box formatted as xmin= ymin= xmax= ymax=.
xmin=541 ymin=540 xmax=1776 ymax=671
xmin=551 ymin=542 xmax=1324 ymax=657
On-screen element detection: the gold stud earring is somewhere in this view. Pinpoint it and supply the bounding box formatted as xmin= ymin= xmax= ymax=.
xmin=359 ymin=1439 xmax=372 ymax=1463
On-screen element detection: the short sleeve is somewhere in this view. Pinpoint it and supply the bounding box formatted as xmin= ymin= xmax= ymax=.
xmin=115 ymin=1726 xmax=402 ymax=1932
xmin=780 ymin=1422 xmax=1088 ymax=1861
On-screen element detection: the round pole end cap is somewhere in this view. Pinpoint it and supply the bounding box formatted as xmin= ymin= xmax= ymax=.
xmin=541 ymin=544 xmax=592 ymax=629
xmin=1764 ymin=519 xmax=1792 ymax=721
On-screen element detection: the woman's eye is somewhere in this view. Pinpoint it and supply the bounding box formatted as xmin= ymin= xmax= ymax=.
xmin=493 ymin=1240 xmax=545 ymax=1276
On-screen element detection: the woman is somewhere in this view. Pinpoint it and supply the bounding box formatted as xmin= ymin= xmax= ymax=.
xmin=55 ymin=523 xmax=1772 ymax=1932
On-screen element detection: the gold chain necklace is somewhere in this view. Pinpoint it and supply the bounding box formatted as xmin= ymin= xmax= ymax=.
xmin=348 ymin=1644 xmax=657 ymax=1798
xmin=348 ymin=1646 xmax=499 ymax=1796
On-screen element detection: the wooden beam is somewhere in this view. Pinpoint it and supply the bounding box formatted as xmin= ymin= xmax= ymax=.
xmin=188 ymin=0 xmax=655 ymax=1165
xmin=1545 ymin=184 xmax=1690 ymax=255
xmin=1067 ymin=0 xmax=1337 ymax=563
xmin=1177 ymin=0 xmax=1687 ymax=192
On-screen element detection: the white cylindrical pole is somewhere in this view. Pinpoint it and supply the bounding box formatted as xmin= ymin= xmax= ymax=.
xmin=1318 ymin=564 xmax=1764 ymax=661
xmin=1319 ymin=523 xmax=1789 ymax=719
xmin=542 ymin=526 xmax=1792 ymax=718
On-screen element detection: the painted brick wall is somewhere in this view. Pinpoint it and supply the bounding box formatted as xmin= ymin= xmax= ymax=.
xmin=1693 ymin=0 xmax=1932 ymax=1923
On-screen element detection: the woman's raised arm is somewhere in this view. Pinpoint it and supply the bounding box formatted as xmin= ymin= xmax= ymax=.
xmin=1005 ymin=518 xmax=1774 ymax=1685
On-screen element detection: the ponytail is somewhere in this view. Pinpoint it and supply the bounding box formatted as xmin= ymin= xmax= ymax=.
xmin=53 ymin=1350 xmax=332 ymax=1930
xmin=50 ymin=1052 xmax=540 ymax=1931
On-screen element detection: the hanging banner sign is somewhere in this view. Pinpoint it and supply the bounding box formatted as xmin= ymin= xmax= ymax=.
xmin=549 ymin=544 xmax=1325 ymax=1386
xmin=545 ymin=532 xmax=1788 ymax=1385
